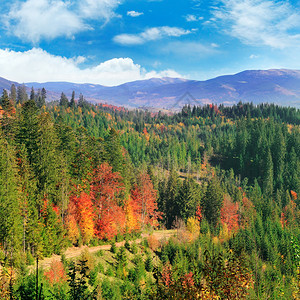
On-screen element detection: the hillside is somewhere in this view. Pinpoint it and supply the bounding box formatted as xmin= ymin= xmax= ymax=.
xmin=0 ymin=98 xmax=299 ymax=299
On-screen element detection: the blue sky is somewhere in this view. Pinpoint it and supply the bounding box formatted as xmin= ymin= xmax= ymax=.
xmin=0 ymin=0 xmax=299 ymax=86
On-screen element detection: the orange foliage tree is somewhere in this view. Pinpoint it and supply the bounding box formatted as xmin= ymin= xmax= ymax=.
xmin=69 ymin=192 xmax=95 ymax=244
xmin=220 ymin=195 xmax=239 ymax=235
xmin=91 ymin=163 xmax=125 ymax=239
xmin=44 ymin=260 xmax=67 ymax=285
xmin=65 ymin=201 xmax=80 ymax=244
xmin=125 ymin=195 xmax=140 ymax=232
xmin=131 ymin=172 xmax=161 ymax=229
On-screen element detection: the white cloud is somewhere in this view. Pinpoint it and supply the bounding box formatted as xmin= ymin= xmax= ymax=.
xmin=5 ymin=0 xmax=85 ymax=43
xmin=185 ymin=14 xmax=204 ymax=22
xmin=162 ymin=41 xmax=219 ymax=57
xmin=250 ymin=54 xmax=259 ymax=59
xmin=0 ymin=48 xmax=183 ymax=86
xmin=79 ymin=0 xmax=121 ymax=21
xmin=127 ymin=11 xmax=144 ymax=17
xmin=5 ymin=0 xmax=122 ymax=43
xmin=114 ymin=26 xmax=191 ymax=45
xmin=113 ymin=34 xmax=144 ymax=45
xmin=213 ymin=0 xmax=300 ymax=49
xmin=211 ymin=43 xmax=219 ymax=48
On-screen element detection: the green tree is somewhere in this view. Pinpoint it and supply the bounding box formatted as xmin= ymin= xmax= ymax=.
xmin=70 ymin=91 xmax=76 ymax=108
xmin=17 ymin=85 xmax=28 ymax=104
xmin=202 ymin=177 xmax=223 ymax=227
xmin=10 ymin=84 xmax=17 ymax=104
xmin=59 ymin=92 xmax=69 ymax=107
xmin=0 ymin=133 xmax=22 ymax=262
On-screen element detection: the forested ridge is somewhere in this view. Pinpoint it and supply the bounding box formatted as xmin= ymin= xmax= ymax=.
xmin=0 ymin=86 xmax=300 ymax=299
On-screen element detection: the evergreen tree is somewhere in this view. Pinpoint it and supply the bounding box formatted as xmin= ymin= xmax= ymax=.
xmin=178 ymin=177 xmax=201 ymax=222
xmin=30 ymin=87 xmax=35 ymax=101
xmin=41 ymin=88 xmax=47 ymax=103
xmin=10 ymin=84 xmax=17 ymax=104
xmin=17 ymin=85 xmax=28 ymax=104
xmin=0 ymin=133 xmax=22 ymax=260
xmin=36 ymin=90 xmax=45 ymax=108
xmin=78 ymin=93 xmax=85 ymax=107
xmin=202 ymin=177 xmax=223 ymax=227
xmin=59 ymin=92 xmax=69 ymax=107
xmin=0 ymin=89 xmax=10 ymax=110
xmin=263 ymin=149 xmax=274 ymax=197
xmin=70 ymin=91 xmax=76 ymax=108
xmin=165 ymin=169 xmax=180 ymax=228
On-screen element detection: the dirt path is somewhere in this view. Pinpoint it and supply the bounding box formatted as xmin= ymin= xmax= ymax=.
xmin=36 ymin=230 xmax=176 ymax=271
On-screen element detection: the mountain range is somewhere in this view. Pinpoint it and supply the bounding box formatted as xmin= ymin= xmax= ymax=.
xmin=1 ymin=69 xmax=300 ymax=109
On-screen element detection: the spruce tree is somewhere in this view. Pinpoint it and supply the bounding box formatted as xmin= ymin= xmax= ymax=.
xmin=10 ymin=84 xmax=17 ymax=104
xmin=0 ymin=133 xmax=22 ymax=260
xmin=59 ymin=92 xmax=69 ymax=107
xmin=70 ymin=91 xmax=76 ymax=108
xmin=30 ymin=87 xmax=35 ymax=101
xmin=17 ymin=85 xmax=28 ymax=104
xmin=202 ymin=177 xmax=223 ymax=228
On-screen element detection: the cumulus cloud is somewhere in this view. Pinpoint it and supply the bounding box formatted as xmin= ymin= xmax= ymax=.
xmin=213 ymin=0 xmax=300 ymax=49
xmin=114 ymin=26 xmax=191 ymax=45
xmin=185 ymin=14 xmax=204 ymax=22
xmin=0 ymin=48 xmax=183 ymax=86
xmin=4 ymin=0 xmax=122 ymax=43
xmin=127 ymin=11 xmax=144 ymax=17
xmin=79 ymin=0 xmax=121 ymax=21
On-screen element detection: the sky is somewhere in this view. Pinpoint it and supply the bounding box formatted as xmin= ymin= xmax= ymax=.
xmin=0 ymin=0 xmax=299 ymax=86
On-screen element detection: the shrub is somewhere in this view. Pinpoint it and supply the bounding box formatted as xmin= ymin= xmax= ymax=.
xmin=131 ymin=242 xmax=138 ymax=254
xmin=110 ymin=241 xmax=117 ymax=253
xmin=124 ymin=240 xmax=131 ymax=251
xmin=145 ymin=256 xmax=153 ymax=272
xmin=95 ymin=250 xmax=104 ymax=257
xmin=147 ymin=235 xmax=160 ymax=251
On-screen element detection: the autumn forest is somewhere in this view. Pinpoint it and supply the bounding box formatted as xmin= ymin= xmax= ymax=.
xmin=0 ymin=85 xmax=300 ymax=299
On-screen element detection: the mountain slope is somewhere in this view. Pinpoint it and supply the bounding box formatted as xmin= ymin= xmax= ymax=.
xmin=1 ymin=69 xmax=299 ymax=108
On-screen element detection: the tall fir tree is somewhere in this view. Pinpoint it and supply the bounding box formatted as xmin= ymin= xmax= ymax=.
xmin=70 ymin=91 xmax=76 ymax=108
xmin=17 ymin=85 xmax=28 ymax=104
xmin=10 ymin=84 xmax=17 ymax=105
xmin=202 ymin=177 xmax=223 ymax=228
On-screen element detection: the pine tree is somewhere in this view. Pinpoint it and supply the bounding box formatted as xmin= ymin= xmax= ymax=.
xmin=263 ymin=149 xmax=274 ymax=197
xmin=17 ymin=85 xmax=28 ymax=104
xmin=30 ymin=87 xmax=35 ymax=101
xmin=70 ymin=91 xmax=76 ymax=108
xmin=36 ymin=89 xmax=45 ymax=108
xmin=202 ymin=177 xmax=223 ymax=227
xmin=10 ymin=84 xmax=17 ymax=104
xmin=59 ymin=92 xmax=69 ymax=107
xmin=165 ymin=169 xmax=180 ymax=228
xmin=0 ymin=89 xmax=10 ymax=110
xmin=41 ymin=88 xmax=47 ymax=103
xmin=78 ymin=93 xmax=85 ymax=107
xmin=0 ymin=133 xmax=22 ymax=260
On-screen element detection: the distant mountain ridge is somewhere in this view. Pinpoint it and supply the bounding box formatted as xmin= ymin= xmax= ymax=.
xmin=1 ymin=69 xmax=300 ymax=109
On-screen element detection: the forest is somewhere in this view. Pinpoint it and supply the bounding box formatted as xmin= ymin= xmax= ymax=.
xmin=0 ymin=85 xmax=300 ymax=299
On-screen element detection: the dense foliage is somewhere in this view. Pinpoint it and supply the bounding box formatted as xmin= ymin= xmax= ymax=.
xmin=0 ymin=87 xmax=300 ymax=299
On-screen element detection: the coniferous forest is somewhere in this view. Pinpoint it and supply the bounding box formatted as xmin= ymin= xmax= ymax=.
xmin=0 ymin=86 xmax=300 ymax=299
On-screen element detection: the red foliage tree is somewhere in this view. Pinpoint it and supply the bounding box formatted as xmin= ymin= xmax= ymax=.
xmin=220 ymin=195 xmax=239 ymax=234
xmin=131 ymin=172 xmax=161 ymax=228
xmin=196 ymin=206 xmax=202 ymax=223
xmin=91 ymin=163 xmax=125 ymax=239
